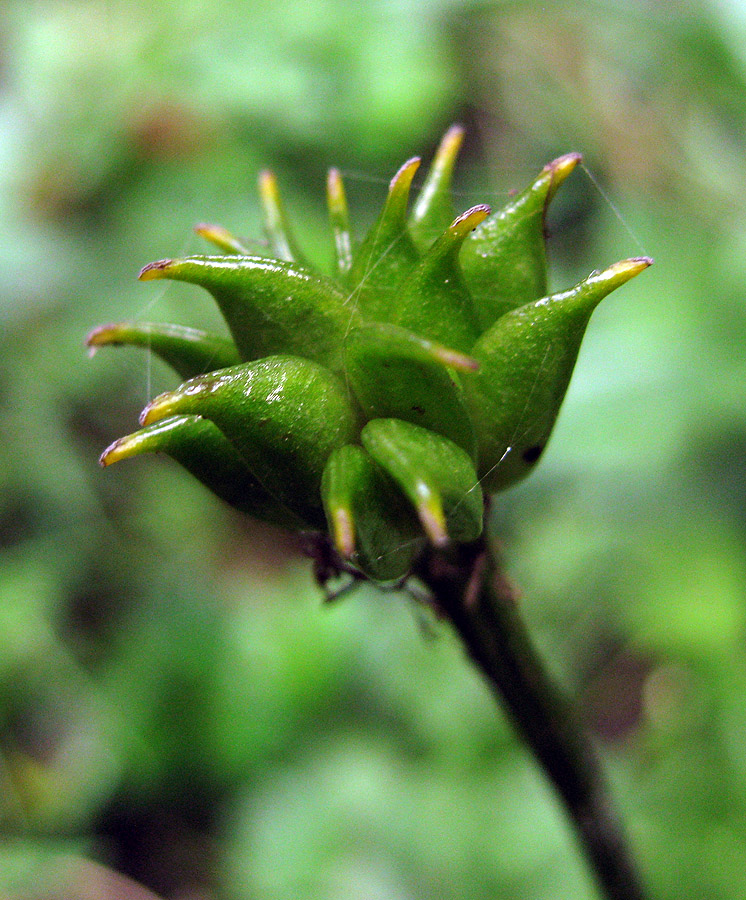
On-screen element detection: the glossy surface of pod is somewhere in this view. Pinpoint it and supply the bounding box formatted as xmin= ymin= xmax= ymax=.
xmin=461 ymin=153 xmax=582 ymax=330
xmin=343 ymin=322 xmax=478 ymax=458
xmin=141 ymin=356 xmax=359 ymax=526
xmin=94 ymin=126 xmax=651 ymax=583
xmin=464 ymin=258 xmax=653 ymax=491
xmin=139 ymin=255 xmax=358 ymax=371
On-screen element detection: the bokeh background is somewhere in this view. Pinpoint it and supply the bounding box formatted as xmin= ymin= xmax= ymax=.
xmin=1 ymin=0 xmax=745 ymax=897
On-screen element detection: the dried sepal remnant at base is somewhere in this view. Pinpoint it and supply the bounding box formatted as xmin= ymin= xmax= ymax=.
xmin=89 ymin=127 xmax=651 ymax=582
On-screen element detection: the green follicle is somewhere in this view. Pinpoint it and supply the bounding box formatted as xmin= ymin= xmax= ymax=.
xmin=258 ymin=169 xmax=307 ymax=264
xmin=140 ymin=355 xmax=358 ymax=526
xmin=100 ymin=414 xmax=304 ymax=528
xmin=321 ymin=444 xmax=422 ymax=580
xmin=327 ymin=168 xmax=354 ymax=281
xmin=465 ymin=256 xmax=652 ymax=492
xmin=194 ymin=223 xmax=250 ymax=255
xmin=94 ymin=126 xmax=652 ymax=584
xmin=347 ymin=156 xmax=421 ymax=320
xmin=395 ymin=204 xmax=490 ymax=352
xmin=461 ymin=151 xmax=582 ymax=330
xmin=139 ymin=255 xmax=357 ymax=371
xmin=361 ymin=418 xmax=483 ymax=546
xmin=86 ymin=321 xmax=241 ymax=380
xmin=344 ymin=323 xmax=478 ymax=458
xmin=409 ymin=123 xmax=465 ymax=252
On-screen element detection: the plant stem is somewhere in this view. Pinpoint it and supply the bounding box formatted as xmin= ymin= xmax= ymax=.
xmin=413 ymin=532 xmax=648 ymax=900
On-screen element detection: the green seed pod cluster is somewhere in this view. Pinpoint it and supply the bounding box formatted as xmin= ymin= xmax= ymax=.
xmin=89 ymin=126 xmax=650 ymax=582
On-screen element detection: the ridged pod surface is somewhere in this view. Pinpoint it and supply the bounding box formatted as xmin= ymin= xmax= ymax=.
xmin=90 ymin=127 xmax=650 ymax=581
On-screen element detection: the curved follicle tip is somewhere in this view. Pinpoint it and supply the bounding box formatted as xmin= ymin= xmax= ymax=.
xmin=438 ymin=123 xmax=466 ymax=160
xmin=595 ymin=256 xmax=653 ymax=289
xmin=85 ymin=323 xmax=126 ymax=356
xmin=544 ymin=152 xmax=583 ymax=202
xmin=139 ymin=391 xmax=181 ymax=426
xmin=100 ymin=415 xmax=196 ymax=467
xmin=389 ymin=157 xmax=421 ymax=197
xmin=139 ymin=259 xmax=174 ymax=281
xmin=99 ymin=433 xmax=142 ymax=467
xmin=448 ymin=205 xmax=491 ymax=241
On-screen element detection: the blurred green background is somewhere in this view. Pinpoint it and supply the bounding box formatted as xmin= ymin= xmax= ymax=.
xmin=1 ymin=0 xmax=745 ymax=897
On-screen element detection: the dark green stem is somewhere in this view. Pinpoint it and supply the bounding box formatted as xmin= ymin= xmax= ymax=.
xmin=414 ymin=533 xmax=647 ymax=900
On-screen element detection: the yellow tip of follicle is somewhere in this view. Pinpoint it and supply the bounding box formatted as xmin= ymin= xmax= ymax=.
xmin=326 ymin=168 xmax=345 ymax=203
xmin=416 ymin=488 xmax=449 ymax=547
xmin=549 ymin=151 xmax=582 ymax=178
xmin=139 ymin=392 xmax=179 ymax=426
xmin=544 ymin=152 xmax=583 ymax=202
xmin=599 ymin=256 xmax=654 ymax=286
xmin=439 ymin=124 xmax=465 ymax=157
xmin=138 ymin=259 xmax=174 ymax=281
xmin=86 ymin=324 xmax=117 ymax=347
xmin=331 ymin=506 xmax=356 ymax=560
xmin=258 ymin=169 xmax=281 ymax=206
xmin=99 ymin=434 xmax=140 ymax=467
xmin=449 ymin=204 xmax=491 ymax=239
xmin=389 ymin=157 xmax=421 ymax=194
xmin=610 ymin=256 xmax=654 ymax=275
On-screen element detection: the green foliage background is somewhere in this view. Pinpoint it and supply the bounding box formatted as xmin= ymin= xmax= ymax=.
xmin=1 ymin=1 xmax=745 ymax=897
